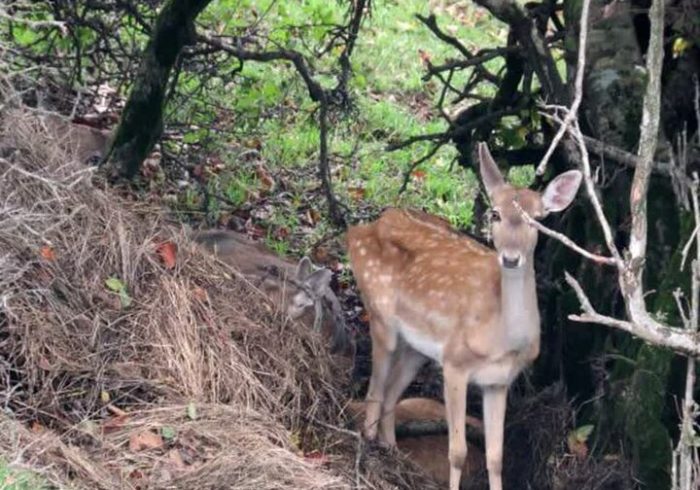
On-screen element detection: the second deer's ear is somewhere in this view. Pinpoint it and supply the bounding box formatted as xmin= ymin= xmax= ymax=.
xmin=295 ymin=256 xmax=314 ymax=281
xmin=478 ymin=142 xmax=505 ymax=198
xmin=304 ymin=268 xmax=333 ymax=295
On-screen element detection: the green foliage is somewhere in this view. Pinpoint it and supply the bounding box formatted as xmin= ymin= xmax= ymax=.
xmin=105 ymin=277 xmax=131 ymax=307
xmin=508 ymin=165 xmax=536 ymax=188
xmin=0 ymin=460 xmax=45 ymax=490
xmin=168 ymin=0 xmax=508 ymax=233
xmin=160 ymin=426 xmax=177 ymax=440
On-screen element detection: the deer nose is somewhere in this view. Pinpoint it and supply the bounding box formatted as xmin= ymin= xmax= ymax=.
xmin=500 ymin=254 xmax=522 ymax=269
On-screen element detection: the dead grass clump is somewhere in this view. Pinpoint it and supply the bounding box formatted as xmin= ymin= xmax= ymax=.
xmin=0 ymin=107 xmax=372 ymax=488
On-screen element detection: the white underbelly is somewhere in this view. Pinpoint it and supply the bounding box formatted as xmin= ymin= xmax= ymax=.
xmin=396 ymin=321 xmax=444 ymax=362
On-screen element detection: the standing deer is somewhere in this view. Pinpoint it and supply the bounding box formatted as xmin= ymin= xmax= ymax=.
xmin=347 ymin=142 xmax=582 ymax=490
xmin=192 ymin=229 xmax=354 ymax=357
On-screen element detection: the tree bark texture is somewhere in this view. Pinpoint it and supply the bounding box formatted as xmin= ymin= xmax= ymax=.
xmin=106 ymin=0 xmax=212 ymax=179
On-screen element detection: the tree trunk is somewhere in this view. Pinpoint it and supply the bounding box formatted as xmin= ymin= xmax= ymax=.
xmin=105 ymin=0 xmax=212 ymax=180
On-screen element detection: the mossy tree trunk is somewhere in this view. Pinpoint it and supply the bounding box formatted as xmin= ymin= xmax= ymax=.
xmin=105 ymin=0 xmax=212 ymax=180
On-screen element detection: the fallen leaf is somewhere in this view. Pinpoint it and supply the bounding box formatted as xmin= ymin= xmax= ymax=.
xmin=129 ymin=430 xmax=164 ymax=452
xmin=40 ymin=245 xmax=56 ymax=261
xmin=161 ymin=426 xmax=177 ymax=441
xmin=312 ymin=246 xmax=330 ymax=263
xmin=104 ymin=276 xmax=132 ymax=308
xmin=192 ymin=286 xmax=208 ymax=303
xmin=38 ymin=356 xmax=51 ymax=371
xmin=274 ymin=227 xmax=289 ymax=239
xmin=347 ymin=187 xmax=366 ymax=202
xmin=418 ymin=49 xmax=432 ymax=66
xmin=306 ymin=208 xmax=321 ymax=225
xmin=304 ymin=450 xmax=329 ymax=465
xmin=187 ymin=402 xmax=197 ymax=421
xmin=156 ymin=241 xmax=178 ymax=269
xmin=246 ymin=223 xmax=266 ymax=239
xmin=567 ymin=425 xmax=594 ymax=460
xmin=289 ymin=431 xmax=301 ymax=450
xmin=567 ymin=437 xmax=588 ymax=459
xmin=168 ymin=448 xmax=186 ymax=470
xmin=102 ymin=414 xmax=130 ymax=435
xmin=256 ymin=164 xmax=275 ymax=192
xmin=412 ymin=169 xmax=427 ymax=180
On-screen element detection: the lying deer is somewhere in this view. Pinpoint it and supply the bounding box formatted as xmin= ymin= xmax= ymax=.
xmin=192 ymin=229 xmax=353 ymax=356
xmin=346 ymin=397 xmax=485 ymax=486
xmin=347 ymin=142 xmax=582 ymax=490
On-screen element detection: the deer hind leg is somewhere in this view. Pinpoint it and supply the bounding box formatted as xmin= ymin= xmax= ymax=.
xmin=378 ymin=343 xmax=427 ymax=446
xmin=443 ymin=363 xmax=470 ymax=490
xmin=364 ymin=316 xmax=398 ymax=441
xmin=483 ymin=385 xmax=507 ymax=490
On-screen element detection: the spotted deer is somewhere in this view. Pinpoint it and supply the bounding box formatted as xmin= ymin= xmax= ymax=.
xmin=192 ymin=229 xmax=353 ymax=357
xmin=347 ymin=143 xmax=582 ymax=490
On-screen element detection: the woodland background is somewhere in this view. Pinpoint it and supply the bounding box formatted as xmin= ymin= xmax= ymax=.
xmin=1 ymin=0 xmax=699 ymax=488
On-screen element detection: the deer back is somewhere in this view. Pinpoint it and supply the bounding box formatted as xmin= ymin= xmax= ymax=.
xmin=347 ymin=208 xmax=502 ymax=361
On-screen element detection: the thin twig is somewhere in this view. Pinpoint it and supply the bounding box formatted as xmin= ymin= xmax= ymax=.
xmin=570 ymin=120 xmax=624 ymax=268
xmin=513 ymin=201 xmax=616 ymax=265
xmin=398 ymin=143 xmax=444 ymax=194
xmin=536 ymin=0 xmax=591 ymax=175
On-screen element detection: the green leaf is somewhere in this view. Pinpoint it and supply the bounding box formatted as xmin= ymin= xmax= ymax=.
xmin=106 ymin=277 xmax=131 ymax=307
xmin=574 ymin=424 xmax=594 ymax=443
xmin=187 ymin=402 xmax=197 ymax=421
xmin=118 ymin=289 xmax=132 ymax=308
xmin=105 ymin=277 xmax=125 ymax=292
xmin=161 ymin=426 xmax=176 ymax=440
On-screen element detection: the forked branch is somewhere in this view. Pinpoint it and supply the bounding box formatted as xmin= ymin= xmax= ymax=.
xmin=532 ymin=0 xmax=700 ymax=360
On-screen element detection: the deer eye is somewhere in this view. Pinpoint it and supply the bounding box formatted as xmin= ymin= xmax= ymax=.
xmin=490 ymin=209 xmax=501 ymax=222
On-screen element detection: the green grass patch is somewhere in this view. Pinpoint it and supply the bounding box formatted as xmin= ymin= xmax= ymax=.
xmin=0 ymin=460 xmax=45 ymax=490
xmin=172 ymin=0 xmax=510 ymax=234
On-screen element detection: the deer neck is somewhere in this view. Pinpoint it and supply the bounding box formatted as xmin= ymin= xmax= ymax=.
xmin=499 ymin=263 xmax=540 ymax=351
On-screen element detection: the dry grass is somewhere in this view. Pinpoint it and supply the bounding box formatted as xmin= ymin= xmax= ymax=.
xmin=0 ymin=105 xmax=439 ymax=489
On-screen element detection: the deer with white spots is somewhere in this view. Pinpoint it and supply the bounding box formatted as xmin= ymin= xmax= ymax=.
xmin=347 ymin=142 xmax=582 ymax=490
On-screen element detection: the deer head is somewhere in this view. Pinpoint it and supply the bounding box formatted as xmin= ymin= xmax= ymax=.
xmin=192 ymin=230 xmax=353 ymax=356
xmin=478 ymin=142 xmax=582 ymax=270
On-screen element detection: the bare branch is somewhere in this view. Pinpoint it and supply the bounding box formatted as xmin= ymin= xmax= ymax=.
xmin=513 ymin=201 xmax=616 ymax=265
xmin=536 ymin=0 xmax=590 ymax=175
xmin=627 ymin=0 xmax=665 ymax=279
xmin=565 ymin=273 xmax=700 ymax=357
xmin=570 ymin=120 xmax=625 ymax=268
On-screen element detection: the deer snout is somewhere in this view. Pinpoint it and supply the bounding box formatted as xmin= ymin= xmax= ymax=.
xmin=499 ymin=253 xmax=523 ymax=269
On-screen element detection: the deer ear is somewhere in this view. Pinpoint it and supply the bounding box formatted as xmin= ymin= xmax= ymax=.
xmin=295 ymin=257 xmax=314 ymax=281
xmin=478 ymin=142 xmax=505 ymax=198
xmin=542 ymin=170 xmax=582 ymax=213
xmin=304 ymin=268 xmax=333 ymax=295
